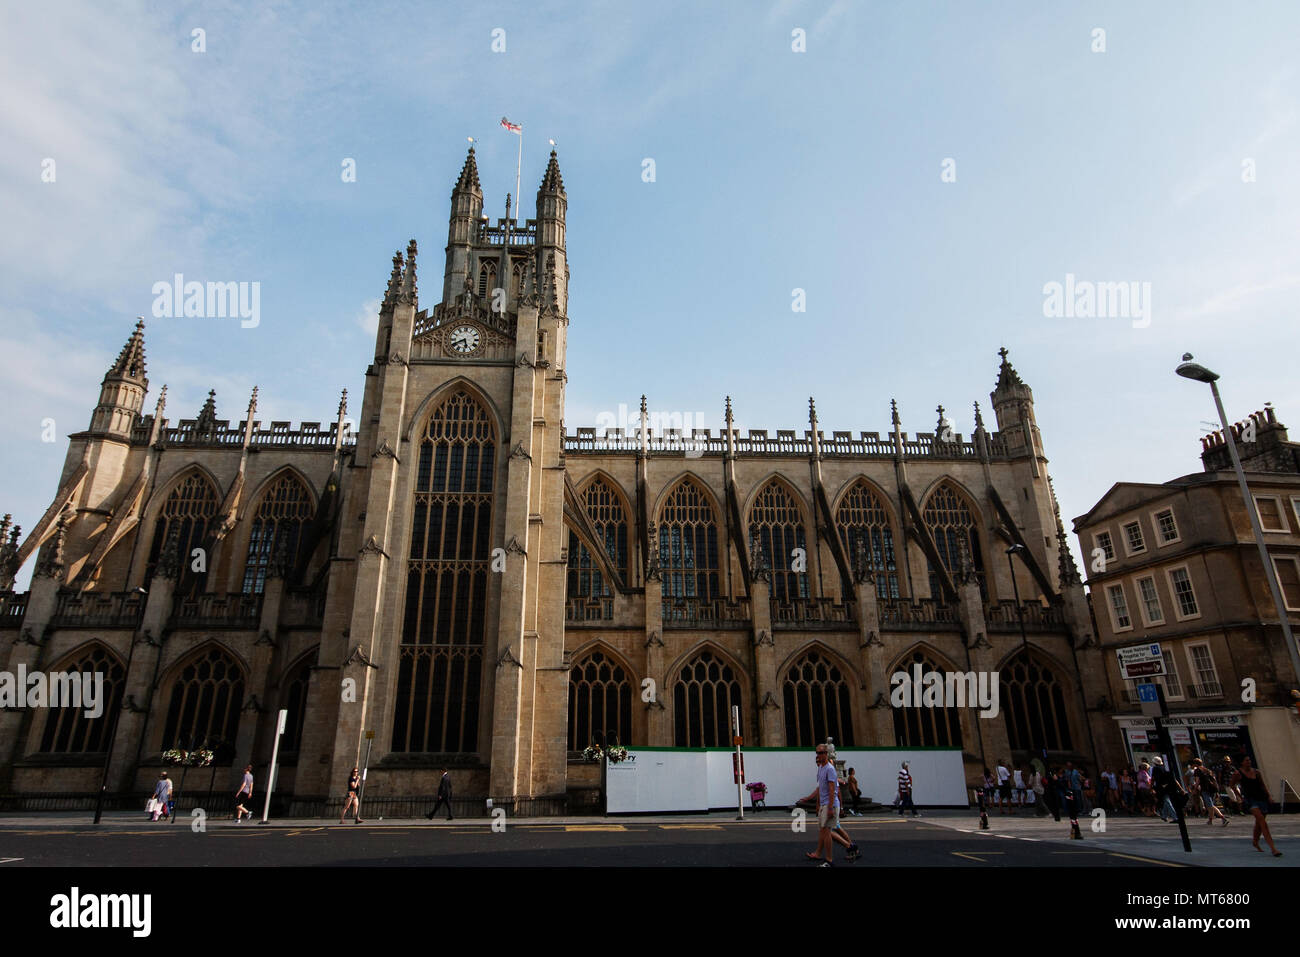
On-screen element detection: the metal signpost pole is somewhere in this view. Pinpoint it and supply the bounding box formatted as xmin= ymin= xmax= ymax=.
xmin=260 ymin=708 xmax=287 ymax=824
xmin=733 ymin=705 xmax=744 ymax=821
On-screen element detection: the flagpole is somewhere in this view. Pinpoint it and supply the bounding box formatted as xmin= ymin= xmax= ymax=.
xmin=515 ymin=128 xmax=522 ymax=229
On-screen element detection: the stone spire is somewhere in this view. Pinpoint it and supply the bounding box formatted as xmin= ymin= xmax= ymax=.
xmin=108 ymin=318 xmax=148 ymax=383
xmin=383 ymin=250 xmax=403 ymax=310
xmin=241 ymin=386 xmax=259 ymax=449
xmin=455 ymin=144 xmax=482 ymax=194
xmin=724 ymin=396 xmax=735 ymax=460
xmin=35 ymin=504 xmax=73 ymax=580
xmin=990 ymin=347 xmax=1039 ymax=462
xmin=808 ymin=397 xmax=821 ymax=460
xmin=972 ymin=401 xmax=985 ymax=431
xmin=195 ymin=390 xmax=217 ymax=434
xmin=638 ymin=395 xmax=649 ymax=458
xmin=994 ymin=346 xmax=1026 ymax=392
xmin=90 ymin=318 xmax=150 ymax=436
xmin=890 ymin=399 xmax=900 ymax=429
xmin=539 ymin=150 xmax=565 ymax=196
xmin=1050 ymin=477 xmax=1081 ymax=586
xmin=935 ymin=404 xmax=952 ymax=443
xmin=333 ymin=388 xmax=350 ymax=459
xmin=400 ymin=239 xmax=418 ymax=304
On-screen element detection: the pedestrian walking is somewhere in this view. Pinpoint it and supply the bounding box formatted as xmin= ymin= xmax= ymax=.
xmin=1063 ymin=776 xmax=1082 ymax=839
xmin=805 ymin=743 xmax=856 ymax=865
xmin=1031 ymin=765 xmax=1047 ymax=816
xmin=1217 ymin=756 xmax=1244 ymax=815
xmin=1232 ymin=756 xmax=1281 ymax=857
xmin=1151 ymin=757 xmax=1181 ymax=823
xmin=234 ymin=764 xmax=254 ymax=822
xmin=995 ymin=759 xmax=1012 ymax=814
xmin=897 ymin=761 xmax=919 ymax=816
xmin=1136 ymin=761 xmax=1155 ymax=816
xmin=341 ymin=766 xmax=363 ymax=823
xmin=1120 ymin=766 xmax=1135 ymax=814
xmin=1190 ymin=758 xmax=1227 ymax=827
xmin=1043 ymin=766 xmax=1061 ymax=821
xmin=1065 ymin=761 xmax=1085 ymax=814
xmin=974 ymin=775 xmax=990 ymax=830
xmin=844 ymin=767 xmax=862 ymax=816
xmin=798 ymin=762 xmax=860 ymax=860
xmin=150 ymin=772 xmax=171 ymax=822
xmin=426 ymin=768 xmax=454 ymax=820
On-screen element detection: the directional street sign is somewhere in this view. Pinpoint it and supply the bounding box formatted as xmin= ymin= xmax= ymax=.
xmin=1117 ymin=642 xmax=1166 ymax=680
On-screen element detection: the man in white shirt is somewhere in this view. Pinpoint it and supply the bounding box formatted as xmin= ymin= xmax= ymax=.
xmin=996 ymin=760 xmax=1013 ymax=814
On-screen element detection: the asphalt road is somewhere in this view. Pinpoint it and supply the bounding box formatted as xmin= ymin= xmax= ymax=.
xmin=0 ymin=812 xmax=1180 ymax=867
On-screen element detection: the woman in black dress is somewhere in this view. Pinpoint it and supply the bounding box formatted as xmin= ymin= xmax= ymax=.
xmin=1232 ymin=756 xmax=1280 ymax=856
xmin=340 ymin=767 xmax=363 ymax=823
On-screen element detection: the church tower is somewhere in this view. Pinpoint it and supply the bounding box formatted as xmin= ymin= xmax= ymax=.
xmin=298 ymin=146 xmax=571 ymax=808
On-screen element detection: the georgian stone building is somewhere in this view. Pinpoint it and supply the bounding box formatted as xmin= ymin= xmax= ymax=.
xmin=1074 ymin=406 xmax=1300 ymax=793
xmin=0 ymin=149 xmax=1111 ymax=812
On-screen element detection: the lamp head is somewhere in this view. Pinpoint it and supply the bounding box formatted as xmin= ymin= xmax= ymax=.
xmin=1176 ymin=353 xmax=1219 ymax=383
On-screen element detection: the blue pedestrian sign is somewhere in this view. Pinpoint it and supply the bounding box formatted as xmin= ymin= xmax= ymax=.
xmin=1137 ymin=683 xmax=1159 ymax=703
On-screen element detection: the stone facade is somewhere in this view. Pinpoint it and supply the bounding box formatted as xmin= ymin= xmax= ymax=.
xmin=0 ymin=150 xmax=1110 ymax=811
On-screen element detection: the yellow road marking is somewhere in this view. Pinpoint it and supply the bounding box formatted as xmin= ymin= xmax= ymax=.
xmin=1107 ymin=852 xmax=1185 ymax=867
xmin=659 ymin=824 xmax=722 ymax=830
xmin=952 ymin=851 xmax=994 ymax=862
xmin=565 ymin=825 xmax=626 ymax=832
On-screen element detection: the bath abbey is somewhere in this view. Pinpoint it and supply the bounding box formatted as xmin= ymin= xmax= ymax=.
xmin=0 ymin=149 xmax=1112 ymax=812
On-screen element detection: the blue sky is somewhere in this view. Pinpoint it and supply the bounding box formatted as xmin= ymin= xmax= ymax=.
xmin=3 ymin=1 xmax=1299 ymax=590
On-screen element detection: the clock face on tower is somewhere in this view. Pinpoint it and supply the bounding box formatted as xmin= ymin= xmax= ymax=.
xmin=448 ymin=323 xmax=482 ymax=356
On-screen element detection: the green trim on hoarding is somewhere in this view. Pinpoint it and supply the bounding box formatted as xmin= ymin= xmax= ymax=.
xmin=617 ymin=746 xmax=963 ymax=753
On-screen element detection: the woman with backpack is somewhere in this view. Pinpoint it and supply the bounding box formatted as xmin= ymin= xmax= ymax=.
xmin=1191 ymin=758 xmax=1227 ymax=826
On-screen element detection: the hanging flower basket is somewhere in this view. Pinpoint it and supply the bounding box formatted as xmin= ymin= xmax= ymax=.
xmin=606 ymin=746 xmax=630 ymax=764
xmin=187 ymin=749 xmax=215 ymax=768
xmin=162 ymin=749 xmax=187 ymax=766
xmin=582 ymin=745 xmax=603 ymax=763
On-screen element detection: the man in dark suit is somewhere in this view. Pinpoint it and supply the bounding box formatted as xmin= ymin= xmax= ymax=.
xmin=427 ymin=769 xmax=454 ymax=821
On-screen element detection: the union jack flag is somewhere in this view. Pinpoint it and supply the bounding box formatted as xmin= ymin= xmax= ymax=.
xmin=500 ymin=116 xmax=521 ymax=134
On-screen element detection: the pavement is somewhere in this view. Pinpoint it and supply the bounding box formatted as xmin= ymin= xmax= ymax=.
xmin=919 ymin=806 xmax=1299 ymax=867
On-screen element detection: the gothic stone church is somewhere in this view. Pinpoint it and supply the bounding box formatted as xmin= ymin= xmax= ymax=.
xmin=0 ymin=149 xmax=1113 ymax=812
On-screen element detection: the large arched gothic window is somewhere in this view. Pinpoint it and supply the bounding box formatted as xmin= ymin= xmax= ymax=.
xmin=890 ymin=649 xmax=964 ymax=748
xmin=145 ymin=471 xmax=219 ymax=592
xmin=1003 ymin=649 xmax=1074 ymax=753
xmin=392 ymin=390 xmax=496 ymax=754
xmin=923 ymin=481 xmax=986 ymax=600
xmin=279 ymin=651 xmax=315 ymax=753
xmin=673 ymin=649 xmax=742 ymax=747
xmin=567 ymin=477 xmax=630 ymax=600
xmin=658 ymin=479 xmax=720 ymax=610
xmin=782 ymin=649 xmax=854 ymax=747
xmin=37 ymin=644 xmax=126 ymax=753
xmin=836 ymin=480 xmax=901 ymax=599
xmin=242 ymin=473 xmax=314 ymax=593
xmin=749 ymin=480 xmax=808 ymax=603
xmin=568 ymin=649 xmax=633 ymax=751
xmin=161 ymin=646 xmax=245 ymax=760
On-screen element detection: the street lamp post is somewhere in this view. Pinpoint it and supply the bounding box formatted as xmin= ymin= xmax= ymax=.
xmin=1176 ymin=356 xmax=1300 ymax=687
xmin=1005 ymin=545 xmax=1031 ymax=658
